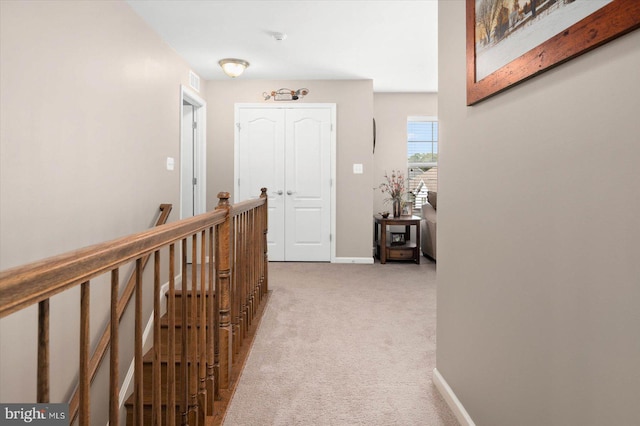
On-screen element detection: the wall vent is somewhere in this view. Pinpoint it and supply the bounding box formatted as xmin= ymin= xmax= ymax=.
xmin=189 ymin=70 xmax=200 ymax=92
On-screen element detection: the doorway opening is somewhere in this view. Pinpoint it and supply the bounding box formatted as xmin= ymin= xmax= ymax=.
xmin=180 ymin=86 xmax=207 ymax=262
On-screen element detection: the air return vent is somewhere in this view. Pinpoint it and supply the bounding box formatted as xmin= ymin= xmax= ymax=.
xmin=189 ymin=70 xmax=200 ymax=92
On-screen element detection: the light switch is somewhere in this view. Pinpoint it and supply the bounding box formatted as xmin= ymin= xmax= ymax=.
xmin=166 ymin=157 xmax=175 ymax=171
xmin=353 ymin=163 xmax=363 ymax=174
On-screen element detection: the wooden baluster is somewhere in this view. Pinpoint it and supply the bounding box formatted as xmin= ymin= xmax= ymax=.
xmin=180 ymin=239 xmax=189 ymax=426
xmin=167 ymin=244 xmax=176 ymax=426
xmin=245 ymin=212 xmax=251 ymax=336
xmin=215 ymin=192 xmax=232 ymax=388
xmin=257 ymin=208 xmax=262 ymax=297
xmin=261 ymin=188 xmax=269 ymax=295
xmin=255 ymin=205 xmax=261 ymax=303
xmin=247 ymin=210 xmax=254 ymax=323
xmin=153 ymin=251 xmax=161 ymax=425
xmin=37 ymin=299 xmax=49 ymax=403
xmin=241 ymin=212 xmax=248 ymax=342
xmin=252 ymin=210 xmax=257 ymax=321
xmin=213 ymin=229 xmax=221 ymax=400
xmin=255 ymin=200 xmax=262 ymax=304
xmin=242 ymin=212 xmax=249 ymax=338
xmin=80 ymin=281 xmax=90 ymax=425
xmin=110 ymin=270 xmax=120 ymax=426
xmin=206 ymin=227 xmax=215 ymax=416
xmin=198 ymin=229 xmax=207 ymax=420
xmin=239 ymin=213 xmax=245 ymax=346
xmin=189 ymin=234 xmax=199 ymax=424
xmin=235 ymin=214 xmax=242 ymax=354
xmin=230 ymin=216 xmax=237 ymax=356
xmin=134 ymin=259 xmax=143 ymax=426
xmin=237 ymin=212 xmax=244 ymax=344
xmin=258 ymin=202 xmax=264 ymax=299
xmin=246 ymin=211 xmax=253 ymax=334
xmin=258 ymin=201 xmax=264 ymax=299
xmin=250 ymin=209 xmax=257 ymax=323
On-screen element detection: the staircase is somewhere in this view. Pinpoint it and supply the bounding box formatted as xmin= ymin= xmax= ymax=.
xmin=0 ymin=189 xmax=269 ymax=426
xmin=124 ymin=290 xmax=210 ymax=425
xmin=124 ymin=284 xmax=270 ymax=425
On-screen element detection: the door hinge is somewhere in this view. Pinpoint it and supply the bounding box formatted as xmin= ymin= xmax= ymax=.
xmin=331 ymin=123 xmax=333 ymax=132
xmin=236 ymin=123 xmax=241 ymax=131
xmin=192 ymin=121 xmax=197 ymax=129
xmin=193 ymin=177 xmax=197 ymax=185
xmin=330 ymin=234 xmax=332 ymax=242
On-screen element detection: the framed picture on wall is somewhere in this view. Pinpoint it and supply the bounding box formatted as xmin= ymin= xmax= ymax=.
xmin=466 ymin=0 xmax=640 ymax=105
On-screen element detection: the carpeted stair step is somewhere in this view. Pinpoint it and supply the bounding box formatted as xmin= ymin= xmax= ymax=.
xmin=169 ymin=290 xmax=215 ymax=320
xmin=158 ymin=315 xmax=214 ymax=357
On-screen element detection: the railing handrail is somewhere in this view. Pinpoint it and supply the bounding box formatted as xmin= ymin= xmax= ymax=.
xmin=67 ymin=203 xmax=173 ymax=424
xmin=231 ymin=196 xmax=268 ymax=216
xmin=0 ymin=208 xmax=227 ymax=318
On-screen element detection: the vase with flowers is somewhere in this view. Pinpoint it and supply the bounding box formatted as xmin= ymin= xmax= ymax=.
xmin=378 ymin=170 xmax=406 ymax=217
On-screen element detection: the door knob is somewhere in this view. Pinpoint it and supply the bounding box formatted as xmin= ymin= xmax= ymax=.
xmin=287 ymin=190 xmax=295 ymax=195
xmin=274 ymin=190 xmax=283 ymax=195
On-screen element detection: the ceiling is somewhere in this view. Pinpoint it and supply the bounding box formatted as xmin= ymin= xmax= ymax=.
xmin=126 ymin=1 xmax=438 ymax=93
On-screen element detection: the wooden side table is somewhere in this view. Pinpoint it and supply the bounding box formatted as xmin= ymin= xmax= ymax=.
xmin=373 ymin=214 xmax=421 ymax=264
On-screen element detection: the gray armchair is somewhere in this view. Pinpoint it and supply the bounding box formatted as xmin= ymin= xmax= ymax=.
xmin=420 ymin=191 xmax=437 ymax=260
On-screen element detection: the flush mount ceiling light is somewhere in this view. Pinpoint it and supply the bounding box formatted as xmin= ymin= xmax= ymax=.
xmin=218 ymin=58 xmax=250 ymax=78
xmin=273 ymin=32 xmax=287 ymax=41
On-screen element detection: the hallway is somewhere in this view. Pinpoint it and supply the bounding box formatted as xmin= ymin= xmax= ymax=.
xmin=223 ymin=261 xmax=458 ymax=425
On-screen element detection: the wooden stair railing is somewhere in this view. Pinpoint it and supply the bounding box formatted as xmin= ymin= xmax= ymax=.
xmin=67 ymin=203 xmax=173 ymax=424
xmin=0 ymin=189 xmax=269 ymax=426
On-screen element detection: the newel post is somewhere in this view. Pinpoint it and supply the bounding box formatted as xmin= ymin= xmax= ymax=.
xmin=260 ymin=188 xmax=269 ymax=294
xmin=215 ymin=192 xmax=233 ymax=388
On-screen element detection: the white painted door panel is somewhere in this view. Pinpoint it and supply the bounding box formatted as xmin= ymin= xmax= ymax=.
xmin=238 ymin=109 xmax=286 ymax=261
xmin=237 ymin=106 xmax=332 ymax=262
xmin=284 ymin=108 xmax=331 ymax=261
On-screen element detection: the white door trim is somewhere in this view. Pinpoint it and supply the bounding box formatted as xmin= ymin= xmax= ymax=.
xmin=234 ymin=103 xmax=337 ymax=262
xmin=180 ymin=85 xmax=207 ymax=219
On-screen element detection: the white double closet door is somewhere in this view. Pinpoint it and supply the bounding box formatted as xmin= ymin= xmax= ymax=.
xmin=235 ymin=104 xmax=334 ymax=262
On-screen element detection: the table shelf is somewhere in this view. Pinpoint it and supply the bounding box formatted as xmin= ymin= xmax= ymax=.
xmin=373 ymin=214 xmax=421 ymax=264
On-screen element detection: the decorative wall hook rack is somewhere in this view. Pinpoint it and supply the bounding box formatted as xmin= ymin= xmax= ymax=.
xmin=263 ymin=88 xmax=309 ymax=101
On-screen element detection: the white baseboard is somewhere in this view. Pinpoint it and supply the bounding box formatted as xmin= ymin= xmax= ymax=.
xmin=433 ymin=368 xmax=476 ymax=426
xmin=332 ymin=257 xmax=374 ymax=264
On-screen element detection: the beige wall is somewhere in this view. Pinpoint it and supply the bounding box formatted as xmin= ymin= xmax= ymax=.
xmin=0 ymin=0 xmax=200 ymax=420
xmin=205 ymin=80 xmax=374 ymax=259
xmin=437 ymin=1 xmax=640 ymax=425
xmin=373 ymin=93 xmax=437 ymax=214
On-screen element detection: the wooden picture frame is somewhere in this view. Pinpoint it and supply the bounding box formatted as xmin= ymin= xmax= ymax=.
xmin=391 ymin=232 xmax=406 ymax=246
xmin=401 ymin=202 xmax=413 ymax=217
xmin=466 ymin=0 xmax=640 ymax=105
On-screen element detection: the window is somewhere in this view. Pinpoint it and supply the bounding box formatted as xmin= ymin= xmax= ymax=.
xmin=407 ymin=116 xmax=438 ymax=210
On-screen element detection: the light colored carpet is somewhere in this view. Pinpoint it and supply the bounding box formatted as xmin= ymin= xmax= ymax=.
xmin=223 ymin=260 xmax=458 ymax=426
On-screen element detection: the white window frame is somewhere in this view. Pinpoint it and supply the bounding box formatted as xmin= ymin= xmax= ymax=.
xmin=407 ymin=116 xmax=438 ymax=211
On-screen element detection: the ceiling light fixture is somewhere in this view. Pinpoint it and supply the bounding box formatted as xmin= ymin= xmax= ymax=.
xmin=273 ymin=32 xmax=287 ymax=41
xmin=263 ymin=88 xmax=309 ymax=101
xmin=218 ymin=58 xmax=250 ymax=78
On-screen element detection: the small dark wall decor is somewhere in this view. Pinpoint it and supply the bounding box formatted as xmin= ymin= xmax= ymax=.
xmin=466 ymin=0 xmax=640 ymax=105
xmin=373 ymin=118 xmax=377 ymax=154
